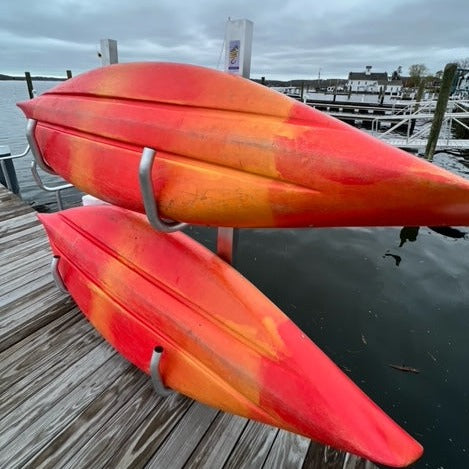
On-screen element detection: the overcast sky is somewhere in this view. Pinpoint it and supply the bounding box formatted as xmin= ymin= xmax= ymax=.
xmin=1 ymin=0 xmax=468 ymax=80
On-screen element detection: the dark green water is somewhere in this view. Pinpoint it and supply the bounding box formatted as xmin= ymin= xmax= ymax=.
xmin=2 ymin=80 xmax=469 ymax=468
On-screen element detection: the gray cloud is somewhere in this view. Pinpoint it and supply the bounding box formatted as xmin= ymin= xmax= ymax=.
xmin=0 ymin=0 xmax=468 ymax=79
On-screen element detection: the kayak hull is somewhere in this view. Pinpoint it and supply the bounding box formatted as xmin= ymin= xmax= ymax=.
xmin=19 ymin=62 xmax=469 ymax=228
xmin=38 ymin=205 xmax=422 ymax=466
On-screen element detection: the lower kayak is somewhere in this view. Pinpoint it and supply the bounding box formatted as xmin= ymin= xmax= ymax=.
xmin=38 ymin=206 xmax=422 ymax=466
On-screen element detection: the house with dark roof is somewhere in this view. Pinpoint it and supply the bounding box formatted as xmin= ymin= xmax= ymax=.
xmin=347 ymin=66 xmax=402 ymax=94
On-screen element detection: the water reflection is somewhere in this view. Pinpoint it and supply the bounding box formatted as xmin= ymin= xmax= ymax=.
xmin=428 ymin=226 xmax=467 ymax=239
xmin=399 ymin=226 xmax=467 ymax=248
xmin=383 ymin=252 xmax=402 ymax=266
xmin=399 ymin=226 xmax=420 ymax=247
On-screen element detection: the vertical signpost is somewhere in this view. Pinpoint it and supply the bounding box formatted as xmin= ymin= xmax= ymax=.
xmin=82 ymin=40 xmax=119 ymax=207
xmin=218 ymin=19 xmax=254 ymax=265
xmin=100 ymin=39 xmax=119 ymax=66
xmin=224 ymin=19 xmax=253 ymax=78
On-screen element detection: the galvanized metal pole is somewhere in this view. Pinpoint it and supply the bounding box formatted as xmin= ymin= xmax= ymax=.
xmin=425 ymin=63 xmax=457 ymax=161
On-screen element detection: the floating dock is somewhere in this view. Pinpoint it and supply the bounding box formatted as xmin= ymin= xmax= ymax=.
xmin=0 ymin=185 xmax=377 ymax=469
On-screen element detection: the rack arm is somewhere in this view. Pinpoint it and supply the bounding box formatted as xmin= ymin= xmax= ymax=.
xmin=150 ymin=346 xmax=173 ymax=397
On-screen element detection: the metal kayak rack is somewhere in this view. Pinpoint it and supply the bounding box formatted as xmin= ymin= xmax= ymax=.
xmin=26 ymin=119 xmax=74 ymax=211
xmin=0 ymin=144 xmax=30 ymax=194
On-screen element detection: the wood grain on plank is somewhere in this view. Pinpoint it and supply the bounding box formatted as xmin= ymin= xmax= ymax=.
xmin=223 ymin=420 xmax=279 ymax=469
xmin=61 ymin=380 xmax=163 ymax=469
xmin=0 ymin=315 xmax=102 ymax=415
xmin=101 ymin=393 xmax=194 ymax=469
xmin=22 ymin=366 xmax=149 ymax=469
xmin=0 ymin=344 xmax=123 ymax=468
xmin=146 ymin=402 xmax=218 ymax=469
xmin=183 ymin=412 xmax=248 ymax=469
xmin=0 ymin=248 xmax=50 ymax=281
xmin=0 ymin=287 xmax=72 ymax=352
xmin=0 ymin=341 xmax=116 ymax=452
xmin=0 ymin=254 xmax=52 ymax=295
xmin=262 ymin=430 xmax=310 ymax=469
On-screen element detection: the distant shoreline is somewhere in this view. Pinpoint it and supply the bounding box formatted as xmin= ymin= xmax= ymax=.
xmin=0 ymin=74 xmax=66 ymax=82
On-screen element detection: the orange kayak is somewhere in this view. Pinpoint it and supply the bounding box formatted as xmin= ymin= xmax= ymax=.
xmin=38 ymin=205 xmax=422 ymax=467
xmin=19 ymin=62 xmax=469 ymax=228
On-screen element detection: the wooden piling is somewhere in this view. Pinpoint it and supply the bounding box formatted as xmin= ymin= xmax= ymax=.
xmin=409 ymin=78 xmax=426 ymax=136
xmin=0 ymin=146 xmax=20 ymax=195
xmin=24 ymin=72 xmax=34 ymax=99
xmin=425 ymin=63 xmax=458 ymax=160
xmin=66 ymin=70 xmax=72 ymax=79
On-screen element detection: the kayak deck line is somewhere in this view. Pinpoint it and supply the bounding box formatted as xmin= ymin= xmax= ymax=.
xmin=0 ymin=184 xmax=378 ymax=469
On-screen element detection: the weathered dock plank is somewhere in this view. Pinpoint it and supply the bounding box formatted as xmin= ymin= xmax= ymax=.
xmin=0 ymin=183 xmax=377 ymax=469
xmin=0 ymin=311 xmax=100 ymax=412
xmin=183 ymin=412 xmax=249 ymax=468
xmin=93 ymin=394 xmax=194 ymax=468
xmin=223 ymin=420 xmax=279 ymax=469
xmin=263 ymin=430 xmax=311 ymax=469
xmin=0 ymin=347 xmax=124 ymax=468
xmin=0 ymin=286 xmax=73 ymax=352
xmin=22 ymin=366 xmax=149 ymax=469
xmin=146 ymin=403 xmax=219 ymax=468
xmin=61 ymin=380 xmax=164 ymax=468
xmin=0 ymin=342 xmax=116 ymax=455
xmin=0 ymin=210 xmax=38 ymax=235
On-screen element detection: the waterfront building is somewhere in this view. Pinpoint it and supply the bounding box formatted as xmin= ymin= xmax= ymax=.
xmin=347 ymin=65 xmax=402 ymax=94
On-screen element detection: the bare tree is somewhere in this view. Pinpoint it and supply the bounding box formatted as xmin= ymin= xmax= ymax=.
xmin=408 ymin=64 xmax=429 ymax=87
xmin=409 ymin=64 xmax=429 ymax=78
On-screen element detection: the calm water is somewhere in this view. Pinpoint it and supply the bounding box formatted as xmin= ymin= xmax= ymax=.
xmin=1 ymin=80 xmax=469 ymax=468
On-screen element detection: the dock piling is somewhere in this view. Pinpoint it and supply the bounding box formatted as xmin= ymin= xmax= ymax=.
xmin=24 ymin=72 xmax=35 ymax=98
xmin=425 ymin=63 xmax=458 ymax=160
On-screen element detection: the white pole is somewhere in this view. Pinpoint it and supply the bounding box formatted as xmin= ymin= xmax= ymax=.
xmin=218 ymin=19 xmax=253 ymax=264
xmin=83 ymin=39 xmax=119 ymax=207
xmin=224 ymin=19 xmax=253 ymax=79
xmin=100 ymin=39 xmax=118 ymax=66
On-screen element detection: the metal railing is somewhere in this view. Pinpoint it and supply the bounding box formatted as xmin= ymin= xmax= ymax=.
xmin=368 ymin=99 xmax=469 ymax=149
xmin=0 ymin=145 xmax=30 ymax=193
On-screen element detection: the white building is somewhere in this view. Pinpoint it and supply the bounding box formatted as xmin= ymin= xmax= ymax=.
xmin=347 ymin=66 xmax=402 ymax=94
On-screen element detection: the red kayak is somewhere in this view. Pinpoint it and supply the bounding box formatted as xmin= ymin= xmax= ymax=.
xmin=19 ymin=62 xmax=469 ymax=228
xmin=39 ymin=205 xmax=422 ymax=467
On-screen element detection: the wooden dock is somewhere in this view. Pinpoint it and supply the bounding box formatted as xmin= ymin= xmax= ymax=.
xmin=0 ymin=184 xmax=377 ymax=469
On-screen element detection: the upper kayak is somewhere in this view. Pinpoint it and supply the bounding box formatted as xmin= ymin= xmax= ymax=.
xmin=19 ymin=62 xmax=469 ymax=228
xmin=38 ymin=205 xmax=422 ymax=467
